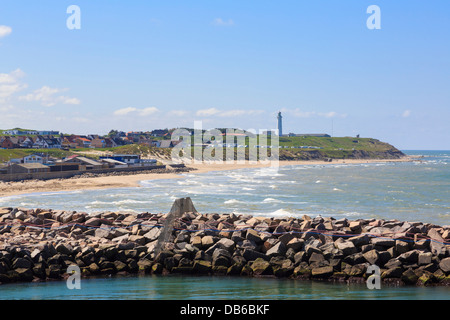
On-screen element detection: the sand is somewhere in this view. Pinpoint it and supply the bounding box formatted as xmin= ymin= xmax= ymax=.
xmin=0 ymin=157 xmax=416 ymax=198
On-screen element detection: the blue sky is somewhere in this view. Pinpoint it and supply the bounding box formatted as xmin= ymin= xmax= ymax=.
xmin=0 ymin=0 xmax=449 ymax=149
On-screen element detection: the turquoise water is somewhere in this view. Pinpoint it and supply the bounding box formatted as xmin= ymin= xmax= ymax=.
xmin=0 ymin=275 xmax=449 ymax=300
xmin=0 ymin=150 xmax=449 ymax=299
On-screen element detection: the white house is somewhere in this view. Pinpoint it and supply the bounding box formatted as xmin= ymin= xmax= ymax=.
xmin=23 ymin=154 xmax=44 ymax=164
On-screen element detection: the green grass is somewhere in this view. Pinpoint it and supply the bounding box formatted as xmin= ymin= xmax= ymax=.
xmin=0 ymin=136 xmax=404 ymax=164
xmin=0 ymin=148 xmax=73 ymax=162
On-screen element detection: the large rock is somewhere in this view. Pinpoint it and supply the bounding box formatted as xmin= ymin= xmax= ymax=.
xmin=348 ymin=234 xmax=370 ymax=247
xmin=363 ymin=249 xmax=380 ymax=265
xmin=242 ymin=249 xmax=268 ymax=262
xmin=395 ymin=240 xmax=410 ymax=255
xmin=418 ymin=252 xmax=432 ymax=266
xmin=334 ymin=239 xmax=357 ymax=256
xmin=143 ymin=228 xmax=161 ymax=242
xmin=266 ymin=241 xmax=286 ymax=257
xmin=439 ymin=257 xmax=450 ymax=273
xmin=250 ymin=258 xmax=272 ymax=276
xmin=201 ymin=236 xmax=215 ymax=249
xmin=398 ymin=250 xmax=419 ymax=264
xmin=12 ymin=258 xmax=33 ymax=270
xmin=246 ymin=229 xmax=262 ymax=244
xmin=401 ymin=268 xmax=419 ymax=285
xmin=193 ymin=260 xmax=212 ymax=274
xmin=382 ymin=267 xmax=403 ymax=279
xmin=286 ymin=238 xmax=304 ymax=251
xmin=311 ymin=266 xmax=333 ymax=278
xmin=371 ymin=237 xmax=395 ymax=248
xmin=215 ymin=238 xmax=236 ymax=252
xmin=55 ymin=243 xmax=73 ymax=256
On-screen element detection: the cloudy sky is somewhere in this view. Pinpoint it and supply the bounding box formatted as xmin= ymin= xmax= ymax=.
xmin=0 ymin=1 xmax=449 ymax=149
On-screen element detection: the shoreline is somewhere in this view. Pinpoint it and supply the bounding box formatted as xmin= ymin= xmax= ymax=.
xmin=0 ymin=157 xmax=416 ymax=198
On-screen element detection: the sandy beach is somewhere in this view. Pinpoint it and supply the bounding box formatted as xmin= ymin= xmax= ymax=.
xmin=0 ymin=157 xmax=416 ymax=198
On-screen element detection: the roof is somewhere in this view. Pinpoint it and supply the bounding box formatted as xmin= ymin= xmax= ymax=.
xmin=100 ymin=159 xmax=127 ymax=165
xmin=74 ymin=156 xmax=102 ymax=166
xmin=15 ymin=163 xmax=49 ymax=169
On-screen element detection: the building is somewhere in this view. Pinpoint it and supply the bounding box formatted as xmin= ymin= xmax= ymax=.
xmin=7 ymin=163 xmax=50 ymax=174
xmin=63 ymin=155 xmax=103 ymax=169
xmin=32 ymin=136 xmax=62 ymax=149
xmin=23 ymin=154 xmax=45 ymax=164
xmin=100 ymin=154 xmax=140 ymax=164
xmin=277 ymin=111 xmax=283 ymax=137
xmin=159 ymin=140 xmax=182 ymax=148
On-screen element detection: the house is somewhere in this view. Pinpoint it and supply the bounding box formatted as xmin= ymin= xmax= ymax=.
xmin=151 ymin=129 xmax=169 ymax=137
xmin=100 ymin=158 xmax=128 ymax=168
xmin=138 ymin=138 xmax=158 ymax=148
xmin=7 ymin=163 xmax=50 ymax=174
xmin=159 ymin=140 xmax=181 ymax=148
xmin=3 ymin=130 xmax=19 ymax=135
xmin=74 ymin=137 xmax=92 ymax=148
xmin=20 ymin=136 xmax=37 ymax=148
xmin=32 ymin=135 xmax=62 ymax=149
xmin=0 ymin=137 xmax=15 ymax=149
xmin=90 ymin=138 xmax=106 ymax=148
xmin=63 ymin=155 xmax=103 ymax=169
xmin=23 ymin=154 xmax=45 ymax=164
xmin=90 ymin=137 xmax=118 ymax=149
xmin=100 ymin=154 xmax=140 ymax=164
xmin=38 ymin=131 xmax=59 ymax=136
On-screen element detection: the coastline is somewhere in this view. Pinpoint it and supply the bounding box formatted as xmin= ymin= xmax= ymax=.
xmin=0 ymin=157 xmax=416 ymax=198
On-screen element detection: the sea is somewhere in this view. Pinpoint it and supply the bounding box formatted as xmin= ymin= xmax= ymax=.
xmin=0 ymin=150 xmax=449 ymax=300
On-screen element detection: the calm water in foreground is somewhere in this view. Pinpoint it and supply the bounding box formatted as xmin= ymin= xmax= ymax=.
xmin=0 ymin=275 xmax=449 ymax=300
xmin=0 ymin=150 xmax=449 ymax=299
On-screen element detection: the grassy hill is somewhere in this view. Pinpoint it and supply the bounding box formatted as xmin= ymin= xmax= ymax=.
xmin=0 ymin=149 xmax=72 ymax=163
xmin=78 ymin=136 xmax=404 ymax=161
xmin=0 ymin=136 xmax=405 ymax=164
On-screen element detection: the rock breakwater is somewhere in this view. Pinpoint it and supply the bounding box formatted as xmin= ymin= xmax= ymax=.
xmin=0 ymin=204 xmax=449 ymax=286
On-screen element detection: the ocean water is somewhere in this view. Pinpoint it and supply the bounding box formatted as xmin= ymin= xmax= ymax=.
xmin=1 ymin=150 xmax=449 ymax=226
xmin=0 ymin=275 xmax=449 ymax=300
xmin=0 ymin=150 xmax=449 ymax=300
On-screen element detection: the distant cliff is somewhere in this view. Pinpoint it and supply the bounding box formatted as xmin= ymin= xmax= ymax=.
xmin=278 ymin=137 xmax=406 ymax=161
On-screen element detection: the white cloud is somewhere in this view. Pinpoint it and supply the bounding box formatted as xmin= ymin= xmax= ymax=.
xmin=402 ymin=110 xmax=412 ymax=118
xmin=113 ymin=106 xmax=159 ymax=117
xmin=19 ymin=86 xmax=80 ymax=107
xmin=213 ymin=18 xmax=234 ymax=26
xmin=114 ymin=107 xmax=137 ymax=116
xmin=139 ymin=107 xmax=159 ymax=116
xmin=196 ymin=108 xmax=221 ymax=117
xmin=0 ymin=25 xmax=12 ymax=38
xmin=0 ymin=69 xmax=27 ymax=102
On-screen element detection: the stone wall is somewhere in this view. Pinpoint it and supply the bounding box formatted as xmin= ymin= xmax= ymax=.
xmin=0 ymin=206 xmax=449 ymax=286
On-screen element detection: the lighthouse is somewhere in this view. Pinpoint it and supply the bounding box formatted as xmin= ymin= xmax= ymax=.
xmin=277 ymin=111 xmax=283 ymax=137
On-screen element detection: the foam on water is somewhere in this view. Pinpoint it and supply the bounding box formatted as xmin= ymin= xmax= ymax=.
xmin=0 ymin=151 xmax=449 ymax=226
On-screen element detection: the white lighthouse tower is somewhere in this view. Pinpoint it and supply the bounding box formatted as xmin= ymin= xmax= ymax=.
xmin=277 ymin=111 xmax=283 ymax=136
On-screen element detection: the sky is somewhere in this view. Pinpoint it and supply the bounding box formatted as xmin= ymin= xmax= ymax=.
xmin=0 ymin=0 xmax=449 ymax=150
